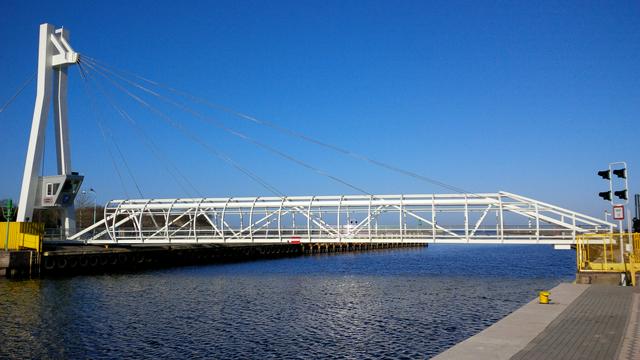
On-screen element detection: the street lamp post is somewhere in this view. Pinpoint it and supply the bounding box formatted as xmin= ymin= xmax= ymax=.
xmin=80 ymin=188 xmax=97 ymax=234
xmin=80 ymin=190 xmax=85 ymax=230
xmin=89 ymin=188 xmax=97 ymax=227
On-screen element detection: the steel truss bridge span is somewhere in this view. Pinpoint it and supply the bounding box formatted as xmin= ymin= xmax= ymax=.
xmin=70 ymin=191 xmax=614 ymax=246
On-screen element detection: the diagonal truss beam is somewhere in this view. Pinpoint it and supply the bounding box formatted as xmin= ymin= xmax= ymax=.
xmin=66 ymin=192 xmax=615 ymax=245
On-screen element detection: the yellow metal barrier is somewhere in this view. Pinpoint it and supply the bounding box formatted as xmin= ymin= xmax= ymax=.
xmin=0 ymin=222 xmax=44 ymax=252
xmin=577 ymin=233 xmax=640 ymax=286
xmin=629 ymin=233 xmax=640 ymax=287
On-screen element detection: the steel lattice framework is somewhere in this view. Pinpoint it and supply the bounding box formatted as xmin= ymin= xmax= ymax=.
xmin=69 ymin=191 xmax=614 ymax=245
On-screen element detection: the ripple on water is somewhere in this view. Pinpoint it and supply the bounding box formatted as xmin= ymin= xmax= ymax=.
xmin=0 ymin=245 xmax=574 ymax=359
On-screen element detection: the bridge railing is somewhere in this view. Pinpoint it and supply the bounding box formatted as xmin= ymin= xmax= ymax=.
xmin=68 ymin=192 xmax=615 ymax=245
xmin=576 ymin=233 xmax=640 ymax=286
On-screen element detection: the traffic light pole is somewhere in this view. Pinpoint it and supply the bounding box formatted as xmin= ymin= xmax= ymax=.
xmin=619 ymin=219 xmax=624 ymax=264
xmin=611 ymin=162 xmax=627 ymax=265
xmin=598 ymin=162 xmax=630 ymax=265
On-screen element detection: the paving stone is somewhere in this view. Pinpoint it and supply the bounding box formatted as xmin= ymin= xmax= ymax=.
xmin=511 ymin=285 xmax=634 ymax=360
xmin=618 ymin=293 xmax=640 ymax=360
xmin=434 ymin=283 xmax=589 ymax=360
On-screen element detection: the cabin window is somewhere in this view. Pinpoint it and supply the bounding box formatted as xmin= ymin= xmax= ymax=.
xmin=46 ymin=183 xmax=59 ymax=196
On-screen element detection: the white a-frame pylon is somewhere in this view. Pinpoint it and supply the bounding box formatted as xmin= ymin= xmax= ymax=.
xmin=17 ymin=23 xmax=84 ymax=236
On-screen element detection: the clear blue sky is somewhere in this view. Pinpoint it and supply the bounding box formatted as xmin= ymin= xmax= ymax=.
xmin=1 ymin=0 xmax=638 ymax=218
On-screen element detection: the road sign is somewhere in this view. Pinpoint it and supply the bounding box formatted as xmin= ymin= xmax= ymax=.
xmin=613 ymin=205 xmax=625 ymax=220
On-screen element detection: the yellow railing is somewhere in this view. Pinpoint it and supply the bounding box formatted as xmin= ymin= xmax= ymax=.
xmin=577 ymin=233 xmax=640 ymax=286
xmin=629 ymin=233 xmax=640 ymax=286
xmin=0 ymin=222 xmax=44 ymax=252
xmin=633 ymin=233 xmax=640 ymax=259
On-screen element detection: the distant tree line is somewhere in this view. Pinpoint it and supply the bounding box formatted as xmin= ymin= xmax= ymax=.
xmin=0 ymin=195 xmax=104 ymax=230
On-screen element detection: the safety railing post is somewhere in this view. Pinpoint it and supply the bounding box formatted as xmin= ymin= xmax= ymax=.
xmin=399 ymin=195 xmax=404 ymax=243
xmin=431 ymin=194 xmax=436 ymax=242
xmin=278 ymin=197 xmax=285 ymax=243
xmin=368 ymin=195 xmax=372 ymax=243
xmin=307 ymin=197 xmax=313 ymax=243
xmin=498 ymin=194 xmax=504 ymax=242
xmin=337 ymin=196 xmax=343 ymax=243
xmin=464 ymin=195 xmax=469 ymax=243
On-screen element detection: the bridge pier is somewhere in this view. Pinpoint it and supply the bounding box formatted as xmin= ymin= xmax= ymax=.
xmin=0 ymin=250 xmax=40 ymax=278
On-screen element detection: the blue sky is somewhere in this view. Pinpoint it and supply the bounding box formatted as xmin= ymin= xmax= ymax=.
xmin=0 ymin=0 xmax=638 ymax=218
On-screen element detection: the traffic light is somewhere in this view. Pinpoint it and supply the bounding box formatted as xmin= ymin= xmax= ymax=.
xmin=614 ymin=190 xmax=628 ymax=201
xmin=597 ymin=170 xmax=611 ymax=180
xmin=599 ymin=191 xmax=612 ymax=201
xmin=613 ymin=168 xmax=627 ymax=179
xmin=597 ymin=162 xmax=628 ymax=204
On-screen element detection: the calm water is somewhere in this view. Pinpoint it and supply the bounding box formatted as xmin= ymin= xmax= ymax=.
xmin=0 ymin=245 xmax=575 ymax=359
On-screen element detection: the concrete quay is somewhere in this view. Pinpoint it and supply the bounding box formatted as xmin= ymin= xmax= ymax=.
xmin=434 ymin=283 xmax=639 ymax=360
xmin=0 ymin=250 xmax=39 ymax=278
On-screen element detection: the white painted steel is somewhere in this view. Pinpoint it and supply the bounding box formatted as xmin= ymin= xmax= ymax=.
xmin=70 ymin=191 xmax=616 ymax=245
xmin=17 ymin=24 xmax=55 ymax=225
xmin=17 ymin=24 xmax=79 ymax=235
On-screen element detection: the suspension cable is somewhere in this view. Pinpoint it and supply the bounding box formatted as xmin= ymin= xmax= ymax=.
xmin=77 ymin=64 xmax=130 ymax=198
xmin=83 ymin=60 xmax=373 ymax=196
xmin=82 ymin=55 xmax=474 ymax=195
xmin=0 ymin=73 xmax=35 ymax=114
xmin=82 ymin=63 xmax=201 ymax=198
xmin=79 ymin=61 xmax=284 ymax=197
xmin=78 ymin=63 xmax=142 ymax=198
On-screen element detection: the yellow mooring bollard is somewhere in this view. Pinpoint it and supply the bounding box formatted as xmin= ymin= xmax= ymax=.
xmin=539 ymin=291 xmax=550 ymax=304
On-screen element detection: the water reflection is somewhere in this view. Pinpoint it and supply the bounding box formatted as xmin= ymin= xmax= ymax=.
xmin=0 ymin=245 xmax=574 ymax=359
